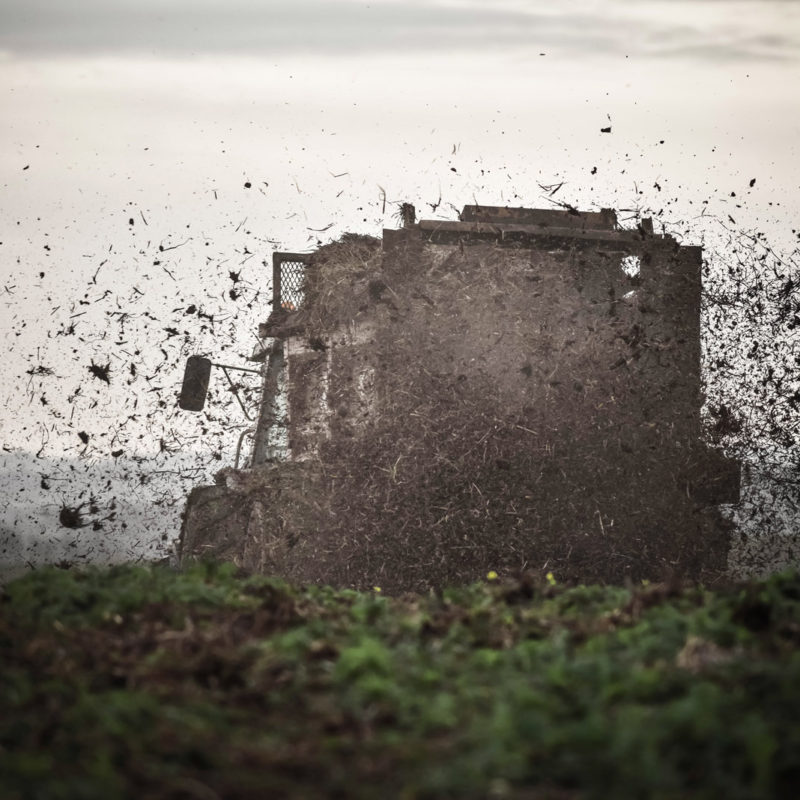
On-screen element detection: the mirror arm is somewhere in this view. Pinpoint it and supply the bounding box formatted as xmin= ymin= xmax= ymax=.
xmin=218 ymin=365 xmax=255 ymax=421
xmin=211 ymin=362 xmax=263 ymax=375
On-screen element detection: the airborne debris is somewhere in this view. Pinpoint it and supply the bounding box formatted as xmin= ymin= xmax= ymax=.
xmin=88 ymin=361 xmax=111 ymax=383
xmin=59 ymin=504 xmax=86 ymax=529
xmin=26 ymin=365 xmax=54 ymax=377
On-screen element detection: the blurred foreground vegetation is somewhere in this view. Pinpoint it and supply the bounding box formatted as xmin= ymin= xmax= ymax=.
xmin=2 ymin=562 xmax=800 ymax=799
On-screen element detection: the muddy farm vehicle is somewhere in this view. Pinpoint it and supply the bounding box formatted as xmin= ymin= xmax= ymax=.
xmin=178 ymin=204 xmax=739 ymax=593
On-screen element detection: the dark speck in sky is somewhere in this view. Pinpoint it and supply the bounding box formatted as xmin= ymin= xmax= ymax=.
xmin=59 ymin=504 xmax=85 ymax=529
xmin=88 ymin=361 xmax=111 ymax=383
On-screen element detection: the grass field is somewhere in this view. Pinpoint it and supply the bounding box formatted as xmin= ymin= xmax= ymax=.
xmin=2 ymin=562 xmax=799 ymax=799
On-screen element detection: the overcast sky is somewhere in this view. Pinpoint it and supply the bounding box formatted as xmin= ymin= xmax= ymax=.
xmin=2 ymin=0 xmax=800 ymax=59
xmin=1 ymin=0 xmax=799 ymax=572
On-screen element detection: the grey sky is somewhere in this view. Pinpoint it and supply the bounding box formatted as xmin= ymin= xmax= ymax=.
xmin=1 ymin=0 xmax=799 ymax=61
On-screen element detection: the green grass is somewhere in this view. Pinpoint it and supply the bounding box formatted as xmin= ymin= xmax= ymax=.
xmin=2 ymin=562 xmax=800 ymax=799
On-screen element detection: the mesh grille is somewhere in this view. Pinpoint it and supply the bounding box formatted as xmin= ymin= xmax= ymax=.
xmin=272 ymin=252 xmax=310 ymax=313
xmin=279 ymin=260 xmax=306 ymax=310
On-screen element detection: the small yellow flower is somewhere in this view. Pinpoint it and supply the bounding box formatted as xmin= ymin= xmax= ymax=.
xmin=373 ymin=586 xmax=382 ymax=593
xmin=546 ymin=572 xmax=556 ymax=586
xmin=486 ymin=570 xmax=498 ymax=581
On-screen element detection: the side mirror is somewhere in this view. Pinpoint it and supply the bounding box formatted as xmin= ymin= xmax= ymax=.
xmin=179 ymin=356 xmax=212 ymax=411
